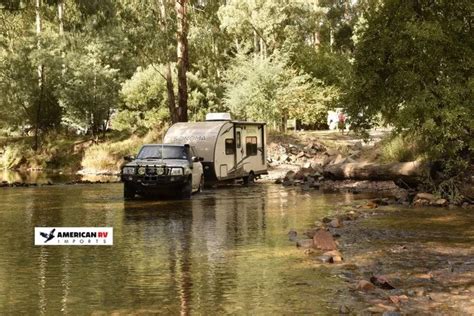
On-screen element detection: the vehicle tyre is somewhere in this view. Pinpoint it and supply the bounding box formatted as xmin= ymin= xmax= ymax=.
xmin=243 ymin=171 xmax=255 ymax=185
xmin=181 ymin=177 xmax=192 ymax=199
xmin=124 ymin=182 xmax=136 ymax=200
xmin=197 ymin=175 xmax=204 ymax=193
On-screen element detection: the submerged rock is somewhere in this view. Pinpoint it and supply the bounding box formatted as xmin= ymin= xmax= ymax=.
xmin=356 ymin=280 xmax=375 ymax=291
xmin=288 ymin=229 xmax=298 ymax=241
xmin=296 ymin=239 xmax=314 ymax=249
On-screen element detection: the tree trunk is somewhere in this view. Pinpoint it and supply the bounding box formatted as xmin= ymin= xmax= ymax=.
xmin=165 ymin=62 xmax=178 ymax=123
xmin=34 ymin=0 xmax=43 ymax=151
xmin=158 ymin=0 xmax=178 ymax=123
xmin=175 ymin=0 xmax=188 ymax=122
xmin=57 ymin=0 xmax=64 ymax=35
xmin=323 ymin=161 xmax=427 ymax=182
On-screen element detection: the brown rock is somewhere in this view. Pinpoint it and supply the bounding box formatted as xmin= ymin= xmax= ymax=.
xmin=323 ymin=250 xmax=343 ymax=263
xmin=370 ymin=275 xmax=395 ymax=289
xmin=313 ymin=229 xmax=337 ymax=251
xmin=357 ymin=280 xmax=375 ymax=291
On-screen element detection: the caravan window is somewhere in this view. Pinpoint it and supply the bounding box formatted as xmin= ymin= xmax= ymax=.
xmin=246 ymin=137 xmax=257 ymax=156
xmin=225 ymin=138 xmax=235 ymax=155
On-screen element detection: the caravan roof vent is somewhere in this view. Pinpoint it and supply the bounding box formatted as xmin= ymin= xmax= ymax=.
xmin=205 ymin=112 xmax=232 ymax=121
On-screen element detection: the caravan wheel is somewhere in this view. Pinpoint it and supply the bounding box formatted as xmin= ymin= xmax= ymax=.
xmin=243 ymin=172 xmax=255 ymax=185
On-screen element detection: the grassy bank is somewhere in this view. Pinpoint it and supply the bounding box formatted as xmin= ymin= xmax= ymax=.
xmin=0 ymin=128 xmax=165 ymax=174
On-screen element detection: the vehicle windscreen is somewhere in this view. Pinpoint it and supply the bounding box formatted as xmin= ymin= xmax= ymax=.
xmin=137 ymin=146 xmax=188 ymax=160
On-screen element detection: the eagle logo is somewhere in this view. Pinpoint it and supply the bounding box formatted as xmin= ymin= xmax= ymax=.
xmin=40 ymin=228 xmax=56 ymax=243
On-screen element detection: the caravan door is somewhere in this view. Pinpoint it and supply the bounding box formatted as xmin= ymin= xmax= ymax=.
xmin=235 ymin=126 xmax=244 ymax=174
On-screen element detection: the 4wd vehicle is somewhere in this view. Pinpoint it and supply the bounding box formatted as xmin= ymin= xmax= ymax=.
xmin=120 ymin=144 xmax=204 ymax=199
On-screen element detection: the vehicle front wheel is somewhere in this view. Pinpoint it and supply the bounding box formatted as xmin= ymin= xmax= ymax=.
xmin=197 ymin=175 xmax=204 ymax=193
xmin=180 ymin=177 xmax=192 ymax=199
xmin=124 ymin=183 xmax=136 ymax=200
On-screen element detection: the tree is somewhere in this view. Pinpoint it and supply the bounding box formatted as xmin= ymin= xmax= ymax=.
xmin=175 ymin=0 xmax=189 ymax=122
xmin=223 ymin=52 xmax=338 ymax=130
xmin=346 ymin=0 xmax=473 ymax=174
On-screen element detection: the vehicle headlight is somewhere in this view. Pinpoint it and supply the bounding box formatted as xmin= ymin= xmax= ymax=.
xmin=137 ymin=166 xmax=146 ymax=175
xmin=170 ymin=168 xmax=183 ymax=176
xmin=122 ymin=166 xmax=135 ymax=175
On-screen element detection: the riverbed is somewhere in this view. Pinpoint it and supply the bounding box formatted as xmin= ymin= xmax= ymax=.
xmin=0 ymin=182 xmax=472 ymax=314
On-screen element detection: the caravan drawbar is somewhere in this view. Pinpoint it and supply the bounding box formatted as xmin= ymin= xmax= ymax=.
xmin=164 ymin=113 xmax=267 ymax=184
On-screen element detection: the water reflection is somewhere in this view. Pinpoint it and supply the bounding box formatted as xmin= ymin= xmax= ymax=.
xmin=0 ymin=169 xmax=118 ymax=184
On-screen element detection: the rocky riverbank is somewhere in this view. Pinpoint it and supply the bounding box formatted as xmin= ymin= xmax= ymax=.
xmin=288 ymin=199 xmax=474 ymax=314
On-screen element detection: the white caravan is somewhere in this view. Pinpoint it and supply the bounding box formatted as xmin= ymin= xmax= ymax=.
xmin=164 ymin=113 xmax=267 ymax=185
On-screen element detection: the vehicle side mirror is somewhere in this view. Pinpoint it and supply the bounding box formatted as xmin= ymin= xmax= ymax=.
xmin=124 ymin=155 xmax=135 ymax=162
xmin=192 ymin=156 xmax=199 ymax=162
xmin=199 ymin=157 xmax=204 ymax=162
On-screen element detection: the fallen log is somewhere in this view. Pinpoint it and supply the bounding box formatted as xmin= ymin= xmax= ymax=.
xmin=323 ymin=161 xmax=426 ymax=182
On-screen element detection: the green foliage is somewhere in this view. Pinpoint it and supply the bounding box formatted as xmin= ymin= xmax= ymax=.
xmin=60 ymin=41 xmax=120 ymax=134
xmin=346 ymin=0 xmax=473 ymax=174
xmin=223 ymin=52 xmax=338 ymax=129
xmin=380 ymin=134 xmax=419 ymax=163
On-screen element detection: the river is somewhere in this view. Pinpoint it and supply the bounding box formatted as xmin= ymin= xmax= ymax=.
xmin=0 ymin=181 xmax=373 ymax=315
xmin=1 ymin=178 xmax=473 ymax=314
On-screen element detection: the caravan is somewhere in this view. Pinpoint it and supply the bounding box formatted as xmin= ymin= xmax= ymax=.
xmin=164 ymin=113 xmax=267 ymax=185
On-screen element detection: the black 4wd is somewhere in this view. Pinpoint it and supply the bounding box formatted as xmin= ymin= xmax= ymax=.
xmin=120 ymin=144 xmax=204 ymax=199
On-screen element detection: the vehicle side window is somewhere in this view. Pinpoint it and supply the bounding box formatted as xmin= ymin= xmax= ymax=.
xmin=225 ymin=139 xmax=235 ymax=155
xmin=246 ymin=136 xmax=257 ymax=156
xmin=236 ymin=131 xmax=241 ymax=148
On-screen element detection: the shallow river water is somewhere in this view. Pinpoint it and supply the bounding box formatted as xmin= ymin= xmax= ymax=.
xmin=0 ymin=182 xmax=377 ymax=315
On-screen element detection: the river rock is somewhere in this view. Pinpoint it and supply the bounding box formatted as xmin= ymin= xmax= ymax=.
xmin=312 ymin=229 xmax=337 ymax=251
xmin=370 ymin=275 xmax=395 ymax=289
xmin=288 ymin=229 xmax=298 ymax=241
xmin=356 ymin=280 xmax=375 ymax=291
xmin=415 ymin=192 xmax=436 ymax=201
xmin=329 ymin=218 xmax=343 ymax=228
xmin=296 ymin=239 xmax=314 ymax=249
xmin=324 ymin=250 xmax=343 ymax=263
xmin=435 ymin=198 xmax=448 ymax=206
